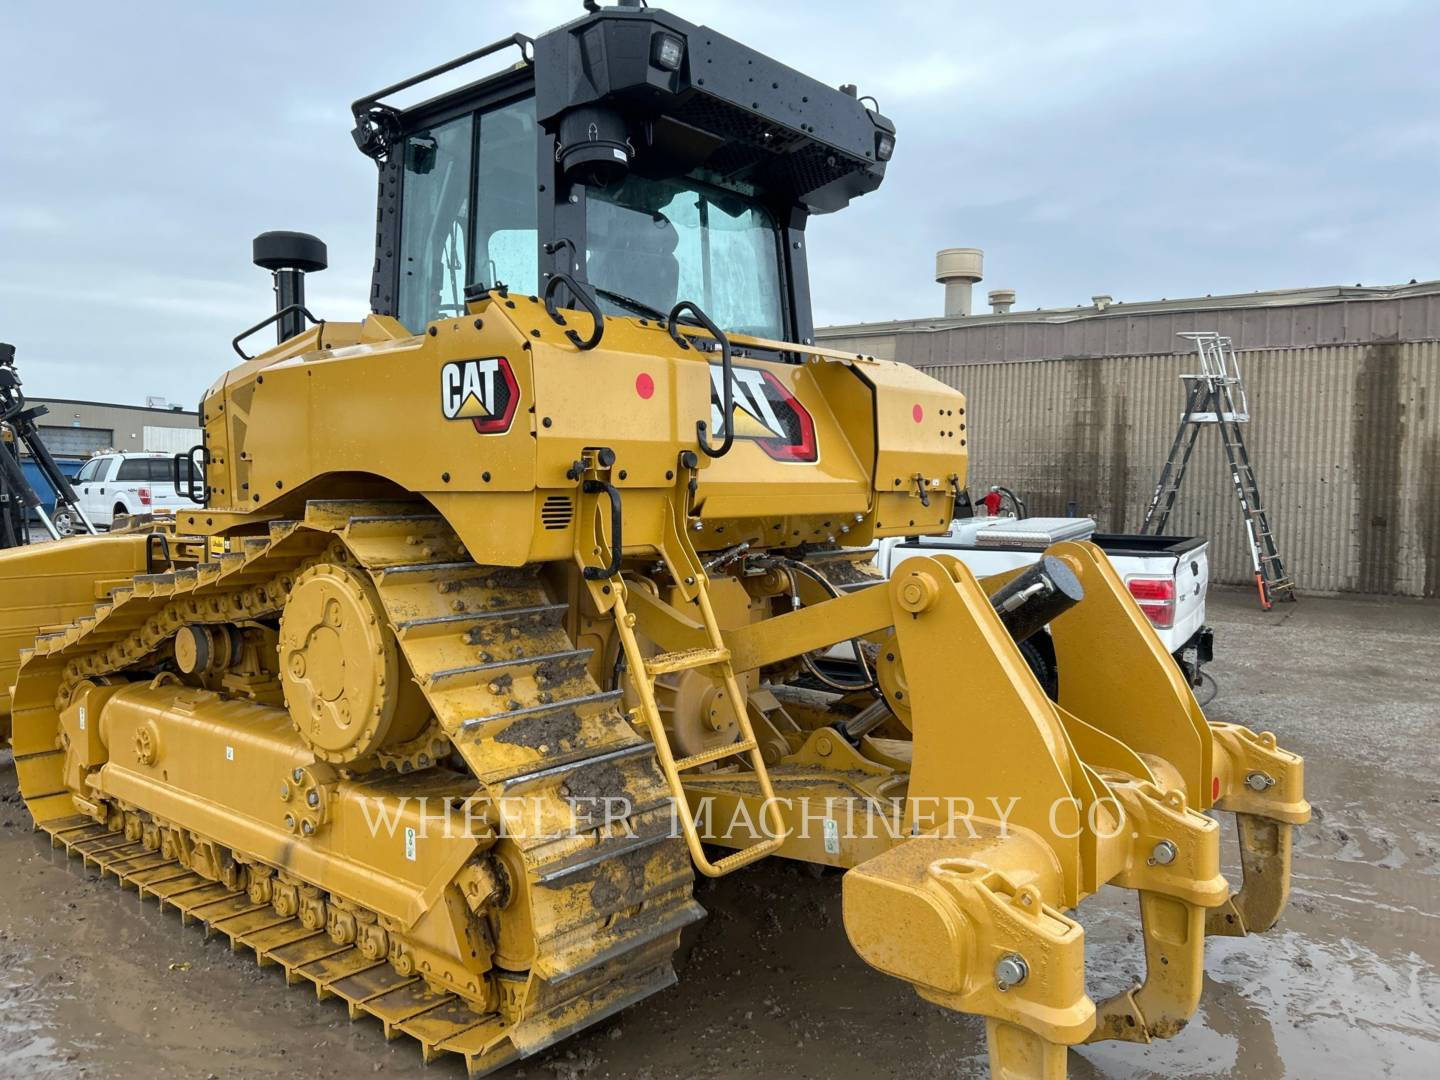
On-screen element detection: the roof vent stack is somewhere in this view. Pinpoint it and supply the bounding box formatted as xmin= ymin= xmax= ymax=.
xmin=936 ymin=248 xmax=984 ymax=317
xmin=988 ymin=289 xmax=1016 ymax=314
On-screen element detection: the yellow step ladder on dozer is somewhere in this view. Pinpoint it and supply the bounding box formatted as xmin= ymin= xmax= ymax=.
xmin=610 ymin=577 xmax=786 ymax=876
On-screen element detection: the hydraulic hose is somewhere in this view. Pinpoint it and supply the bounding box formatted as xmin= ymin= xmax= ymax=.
xmin=773 ymin=556 xmax=880 ymax=694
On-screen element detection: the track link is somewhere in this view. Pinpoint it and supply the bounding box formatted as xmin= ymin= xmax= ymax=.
xmin=12 ymin=499 xmax=703 ymax=1075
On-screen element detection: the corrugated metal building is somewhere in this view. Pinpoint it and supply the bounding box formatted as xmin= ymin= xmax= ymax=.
xmin=818 ymin=280 xmax=1440 ymax=598
xmin=21 ymin=397 xmax=201 ymax=459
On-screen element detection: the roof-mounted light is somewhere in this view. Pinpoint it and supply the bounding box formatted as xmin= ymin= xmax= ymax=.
xmin=875 ymin=131 xmax=895 ymax=162
xmin=651 ymin=31 xmax=684 ymax=72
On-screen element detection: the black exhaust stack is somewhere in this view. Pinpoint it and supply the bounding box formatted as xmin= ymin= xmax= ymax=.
xmin=252 ymin=231 xmax=328 ymax=344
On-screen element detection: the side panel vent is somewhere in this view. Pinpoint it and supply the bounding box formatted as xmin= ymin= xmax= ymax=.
xmin=541 ymin=495 xmax=574 ymax=531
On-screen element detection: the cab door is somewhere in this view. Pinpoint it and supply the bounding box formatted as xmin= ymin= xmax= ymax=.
xmin=74 ymin=456 xmax=113 ymax=526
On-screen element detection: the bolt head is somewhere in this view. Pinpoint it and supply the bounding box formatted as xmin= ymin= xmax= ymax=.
xmin=1150 ymin=839 xmax=1178 ymax=866
xmin=995 ymin=953 xmax=1029 ymax=991
xmin=1245 ymin=771 xmax=1275 ymax=792
xmin=306 ymin=790 xmax=319 ymax=807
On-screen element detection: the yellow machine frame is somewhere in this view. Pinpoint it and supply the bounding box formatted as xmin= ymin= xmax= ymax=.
xmin=0 ymin=288 xmax=1308 ymax=1077
xmin=0 ymin=5 xmax=1309 ymax=1074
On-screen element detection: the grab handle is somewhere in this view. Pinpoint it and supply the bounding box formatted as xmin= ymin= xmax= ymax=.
xmin=581 ymin=478 xmax=622 ymax=580
xmin=668 ymin=300 xmax=733 ymax=459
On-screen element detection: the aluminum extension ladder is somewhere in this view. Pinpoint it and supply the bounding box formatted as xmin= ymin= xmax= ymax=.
xmin=1140 ymin=332 xmax=1295 ymax=609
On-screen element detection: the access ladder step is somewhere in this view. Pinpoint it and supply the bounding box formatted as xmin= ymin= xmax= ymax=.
xmin=644 ymin=647 xmax=731 ymax=677
xmin=708 ymin=838 xmax=783 ymax=875
xmin=672 ymin=738 xmax=757 ymax=773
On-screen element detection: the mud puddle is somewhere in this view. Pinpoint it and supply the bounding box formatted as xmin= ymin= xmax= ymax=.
xmin=2 ymin=590 xmax=1437 ymax=1078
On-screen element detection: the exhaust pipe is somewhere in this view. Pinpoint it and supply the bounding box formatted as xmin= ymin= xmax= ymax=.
xmin=252 ymin=231 xmax=328 ymax=344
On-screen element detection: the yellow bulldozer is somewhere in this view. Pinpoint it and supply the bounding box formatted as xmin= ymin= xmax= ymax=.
xmin=0 ymin=3 xmax=1309 ymax=1076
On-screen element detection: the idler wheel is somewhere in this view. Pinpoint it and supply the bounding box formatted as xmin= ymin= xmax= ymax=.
xmin=279 ymin=562 xmax=429 ymax=765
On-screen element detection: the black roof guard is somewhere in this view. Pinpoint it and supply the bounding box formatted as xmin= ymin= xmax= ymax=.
xmin=350 ymin=33 xmax=534 ymax=159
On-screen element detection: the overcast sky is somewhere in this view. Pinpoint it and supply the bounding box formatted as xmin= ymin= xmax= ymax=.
xmin=2 ymin=0 xmax=1437 ymax=405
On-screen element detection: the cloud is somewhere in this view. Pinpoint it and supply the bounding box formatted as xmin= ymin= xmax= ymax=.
xmin=1 ymin=0 xmax=1438 ymax=401
xmin=0 ymin=207 xmax=67 ymax=234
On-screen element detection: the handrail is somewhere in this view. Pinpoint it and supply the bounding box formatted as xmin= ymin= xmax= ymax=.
xmin=145 ymin=532 xmax=173 ymax=575
xmin=173 ymin=445 xmax=208 ymax=505
xmin=669 ymin=301 xmax=734 ymax=459
xmin=582 ymin=479 xmax=623 ymax=580
xmin=350 ymin=34 xmax=535 ymax=157
xmin=543 ymin=272 xmax=605 ymax=350
xmin=232 ymin=304 xmax=321 ymax=360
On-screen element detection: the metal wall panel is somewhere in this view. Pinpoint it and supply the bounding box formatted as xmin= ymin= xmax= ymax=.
xmin=24 ymin=399 xmax=200 ymax=459
xmin=35 ymin=425 xmax=113 ymax=457
xmin=919 ymin=342 xmax=1440 ymax=597
xmin=820 ymin=292 xmax=1440 ymax=367
xmin=142 ymin=425 xmax=204 ymax=454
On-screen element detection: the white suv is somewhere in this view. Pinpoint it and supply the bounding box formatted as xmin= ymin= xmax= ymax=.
xmin=71 ymin=451 xmax=195 ymax=530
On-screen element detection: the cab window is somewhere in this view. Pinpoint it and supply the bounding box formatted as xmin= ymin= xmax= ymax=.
xmin=397 ymin=115 xmax=474 ymax=333
xmin=473 ymin=97 xmax=538 ymax=296
xmin=76 ymin=458 xmax=103 ymax=483
xmin=586 ymin=174 xmax=784 ymax=338
xmin=395 ymin=96 xmax=539 ymax=334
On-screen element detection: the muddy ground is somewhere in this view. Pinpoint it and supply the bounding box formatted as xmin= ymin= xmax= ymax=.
xmin=1 ymin=588 xmax=1436 ymax=1079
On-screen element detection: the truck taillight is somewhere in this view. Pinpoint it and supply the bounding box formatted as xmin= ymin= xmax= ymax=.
xmin=1127 ymin=576 xmax=1175 ymax=629
xmin=138 ymin=487 xmax=152 ymax=506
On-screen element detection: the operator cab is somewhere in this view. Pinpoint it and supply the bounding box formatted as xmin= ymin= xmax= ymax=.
xmin=351 ymin=0 xmax=895 ymax=348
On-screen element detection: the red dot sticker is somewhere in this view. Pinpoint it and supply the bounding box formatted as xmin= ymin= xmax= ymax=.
xmin=1212 ymin=776 xmax=1221 ymax=801
xmin=912 ymin=404 xmax=924 ymax=423
xmin=635 ymin=373 xmax=655 ymax=400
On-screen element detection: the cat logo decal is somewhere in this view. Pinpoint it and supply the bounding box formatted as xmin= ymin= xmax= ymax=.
xmin=440 ymin=357 xmax=519 ymax=435
xmin=709 ymin=363 xmax=817 ymax=462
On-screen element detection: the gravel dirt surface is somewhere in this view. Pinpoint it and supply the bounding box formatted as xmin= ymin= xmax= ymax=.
xmin=1 ymin=587 xmax=1436 ymax=1079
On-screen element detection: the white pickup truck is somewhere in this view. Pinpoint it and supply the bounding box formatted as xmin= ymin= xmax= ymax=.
xmin=831 ymin=513 xmax=1213 ymax=696
xmin=68 ymin=451 xmax=195 ymax=531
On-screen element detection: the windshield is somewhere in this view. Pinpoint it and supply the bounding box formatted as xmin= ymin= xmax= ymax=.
xmin=586 ymin=174 xmax=784 ymax=339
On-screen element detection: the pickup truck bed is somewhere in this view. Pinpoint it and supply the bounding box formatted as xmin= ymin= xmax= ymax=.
xmin=1091 ymin=533 xmax=1208 ymax=556
xmin=832 ymin=515 xmax=1214 ymax=687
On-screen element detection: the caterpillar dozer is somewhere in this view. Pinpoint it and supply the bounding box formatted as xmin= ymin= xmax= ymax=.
xmin=0 ymin=3 xmax=1309 ymax=1076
